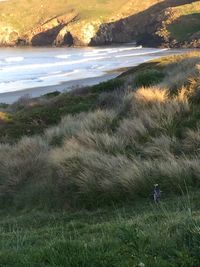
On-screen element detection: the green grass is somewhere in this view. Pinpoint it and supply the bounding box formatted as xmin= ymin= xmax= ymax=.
xmin=0 ymin=53 xmax=193 ymax=143
xmin=0 ymin=79 xmax=123 ymax=143
xmin=0 ymin=0 xmax=130 ymax=33
xmin=0 ymin=53 xmax=200 ymax=266
xmin=0 ymin=192 xmax=200 ymax=267
xmin=0 ymin=0 xmax=165 ymax=32
xmin=134 ymin=69 xmax=164 ymax=88
xmin=168 ymin=13 xmax=200 ymax=42
xmin=168 ymin=2 xmax=200 ymax=42
xmin=0 ymin=52 xmax=200 ymax=209
xmin=1 ymin=0 xmax=199 ymax=47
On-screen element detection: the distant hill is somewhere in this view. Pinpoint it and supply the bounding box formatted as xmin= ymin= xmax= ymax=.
xmin=0 ymin=0 xmax=199 ymax=47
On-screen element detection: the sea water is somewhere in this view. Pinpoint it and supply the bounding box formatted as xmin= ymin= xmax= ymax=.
xmin=0 ymin=45 xmax=182 ymax=102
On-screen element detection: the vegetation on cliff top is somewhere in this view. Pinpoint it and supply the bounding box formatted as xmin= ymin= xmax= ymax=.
xmin=0 ymin=0 xmax=127 ymax=32
xmin=165 ymin=1 xmax=200 ymax=44
xmin=169 ymin=12 xmax=200 ymax=42
xmin=0 ymin=0 xmax=199 ymax=46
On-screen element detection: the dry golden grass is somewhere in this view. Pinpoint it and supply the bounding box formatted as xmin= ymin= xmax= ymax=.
xmin=134 ymin=87 xmax=168 ymax=104
xmin=0 ymin=111 xmax=12 ymax=123
xmin=1 ymin=52 xmax=200 ymax=208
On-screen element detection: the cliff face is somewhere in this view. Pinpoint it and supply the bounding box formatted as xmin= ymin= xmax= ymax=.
xmin=0 ymin=0 xmax=199 ymax=48
xmin=91 ymin=0 xmax=200 ymax=48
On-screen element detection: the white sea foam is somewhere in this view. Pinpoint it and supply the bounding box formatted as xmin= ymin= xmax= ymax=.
xmin=82 ymin=46 xmax=142 ymax=57
xmin=39 ymin=70 xmax=79 ymax=80
xmin=115 ymin=49 xmax=169 ymax=58
xmin=83 ymin=52 xmax=108 ymax=57
xmin=1 ymin=56 xmax=108 ymax=72
xmin=0 ymin=46 xmax=177 ymax=97
xmin=0 ymin=79 xmax=38 ymax=93
xmin=48 ymin=71 xmax=62 ymax=74
xmin=4 ymin=57 xmax=24 ymax=62
xmin=0 ymin=70 xmax=102 ymax=93
xmin=55 ymin=55 xmax=71 ymax=59
xmin=108 ymin=46 xmax=143 ymax=53
xmin=92 ymin=46 xmax=142 ymax=54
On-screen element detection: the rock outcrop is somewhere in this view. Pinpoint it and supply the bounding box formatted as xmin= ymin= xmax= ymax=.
xmin=0 ymin=26 xmax=19 ymax=46
xmin=0 ymin=0 xmax=199 ymax=48
xmin=90 ymin=0 xmax=200 ymax=48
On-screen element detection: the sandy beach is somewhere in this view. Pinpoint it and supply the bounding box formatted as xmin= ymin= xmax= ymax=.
xmin=0 ymin=73 xmax=118 ymax=104
xmin=0 ymin=46 xmax=183 ymax=104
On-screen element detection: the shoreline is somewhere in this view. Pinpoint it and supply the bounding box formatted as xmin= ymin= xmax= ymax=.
xmin=0 ymin=47 xmax=190 ymax=104
xmin=0 ymin=73 xmax=119 ymax=104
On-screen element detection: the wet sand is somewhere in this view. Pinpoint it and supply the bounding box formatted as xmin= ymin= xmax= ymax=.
xmin=0 ymin=73 xmax=118 ymax=104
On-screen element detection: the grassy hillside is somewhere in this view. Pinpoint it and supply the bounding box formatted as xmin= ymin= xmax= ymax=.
xmin=0 ymin=52 xmax=200 ymax=209
xmin=168 ymin=2 xmax=200 ymax=40
xmin=0 ymin=0 xmax=160 ymax=33
xmin=0 ymin=0 xmax=199 ymax=47
xmin=0 ymin=52 xmax=200 ymax=266
xmin=163 ymin=1 xmax=200 ymax=44
xmin=0 ymin=79 xmax=123 ymax=143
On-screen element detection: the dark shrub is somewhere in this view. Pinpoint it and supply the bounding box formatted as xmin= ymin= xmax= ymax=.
xmin=134 ymin=69 xmax=164 ymax=87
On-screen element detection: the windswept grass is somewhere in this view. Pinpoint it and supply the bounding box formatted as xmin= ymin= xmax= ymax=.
xmin=0 ymin=52 xmax=200 ymax=266
xmin=0 ymin=52 xmax=200 ymax=210
xmin=0 ymin=79 xmax=123 ymax=143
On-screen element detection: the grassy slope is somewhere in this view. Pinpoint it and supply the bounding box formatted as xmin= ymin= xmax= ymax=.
xmin=0 ymin=52 xmax=200 ymax=202
xmin=0 ymin=52 xmax=198 ymax=143
xmin=1 ymin=53 xmax=200 ymax=266
xmin=0 ymin=193 xmax=200 ymax=267
xmin=0 ymin=54 xmax=191 ymax=143
xmin=0 ymin=52 xmax=193 ymax=143
xmin=168 ymin=2 xmax=200 ymax=42
xmin=0 ymin=79 xmax=123 ymax=143
xmin=0 ymin=0 xmax=160 ymax=33
xmin=1 ymin=0 xmax=200 ymax=46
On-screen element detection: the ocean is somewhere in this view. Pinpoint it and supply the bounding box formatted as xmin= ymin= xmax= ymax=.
xmin=0 ymin=45 xmax=182 ymax=103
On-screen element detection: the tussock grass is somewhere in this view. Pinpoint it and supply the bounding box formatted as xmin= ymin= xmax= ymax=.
xmin=0 ymin=136 xmax=52 ymax=208
xmin=0 ymin=52 xmax=200 ymax=210
xmin=183 ymin=128 xmax=200 ymax=154
xmin=44 ymin=113 xmax=85 ymax=146
xmin=161 ymin=54 xmax=200 ymax=92
xmin=134 ymin=86 xmax=168 ymax=104
xmin=117 ymin=118 xmax=148 ymax=145
xmin=1 ymin=52 xmax=200 ymax=265
xmin=80 ymin=109 xmax=117 ymax=133
xmin=142 ymin=134 xmax=177 ymax=158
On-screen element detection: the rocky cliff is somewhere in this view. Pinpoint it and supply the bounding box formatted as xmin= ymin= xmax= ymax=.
xmin=0 ymin=0 xmax=199 ymax=48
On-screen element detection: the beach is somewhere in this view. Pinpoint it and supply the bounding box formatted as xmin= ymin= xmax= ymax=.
xmin=0 ymin=73 xmax=119 ymax=104
xmin=0 ymin=46 xmax=183 ymax=104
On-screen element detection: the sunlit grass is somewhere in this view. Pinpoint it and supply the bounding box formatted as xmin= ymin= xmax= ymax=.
xmin=167 ymin=2 xmax=200 ymax=42
xmin=0 ymin=52 xmax=200 ymax=266
xmin=0 ymin=52 xmax=200 ymax=210
xmin=0 ymin=111 xmax=12 ymax=123
xmin=0 ymin=0 xmax=161 ymax=33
